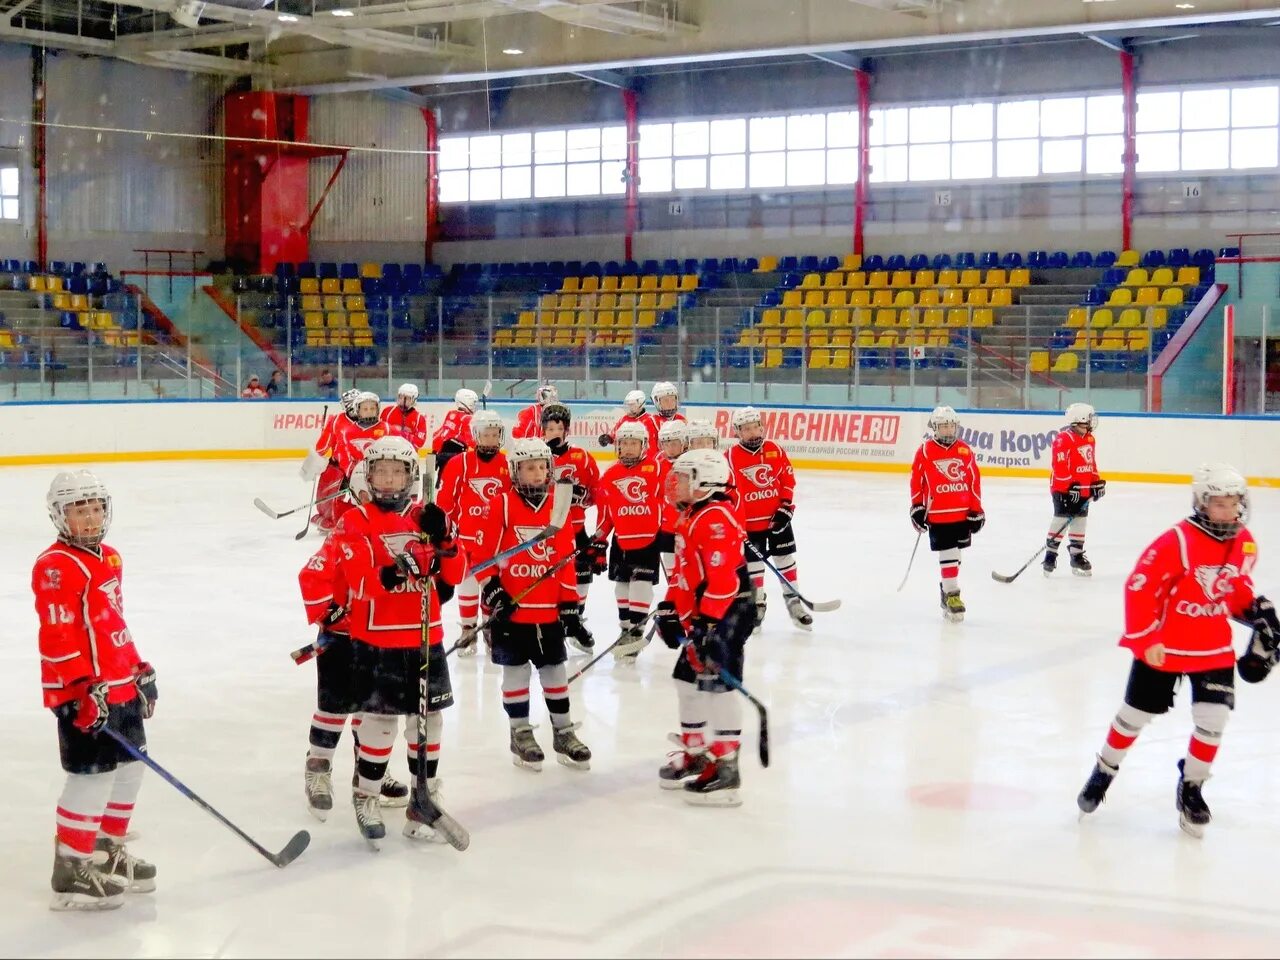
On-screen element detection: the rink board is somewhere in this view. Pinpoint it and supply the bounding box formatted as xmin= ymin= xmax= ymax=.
xmin=0 ymin=399 xmax=1277 ymax=485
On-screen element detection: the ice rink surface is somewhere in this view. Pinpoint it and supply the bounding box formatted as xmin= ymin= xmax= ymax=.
xmin=4 ymin=460 xmax=1280 ymax=958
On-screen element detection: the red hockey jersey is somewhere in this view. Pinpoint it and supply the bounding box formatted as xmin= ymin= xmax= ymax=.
xmin=910 ymin=439 xmax=983 ymax=524
xmin=552 ymin=444 xmax=602 ymax=537
xmin=1120 ymin=520 xmax=1257 ymax=673
xmin=315 ymin=412 xmax=356 ymax=459
xmin=431 ymin=410 xmax=474 ymax=453
xmin=511 ymin=403 xmax=544 ymax=440
xmin=33 ymin=542 xmax=142 ymax=709
xmin=657 ymin=455 xmax=680 ymax=535
xmin=727 ymin=440 xmax=796 ymax=533
xmin=332 ymin=503 xmax=465 ymax=648
xmin=333 ymin=421 xmax=390 ymax=477
xmin=473 ymin=489 xmax=578 ymax=624
xmin=436 ymin=449 xmax=510 ymax=546
xmin=665 ymin=497 xmax=749 ymax=624
xmin=1051 ymin=429 xmax=1100 ymax=496
xmin=298 ymin=535 xmax=351 ymax=633
xmin=608 ymin=411 xmax=660 ymax=450
xmin=595 ymin=456 xmax=662 ymax=550
xmin=380 ymin=405 xmax=428 ymax=451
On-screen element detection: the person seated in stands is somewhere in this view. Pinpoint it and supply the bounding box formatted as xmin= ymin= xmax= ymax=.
xmin=316 ymin=368 xmax=338 ymax=398
xmin=266 ymin=370 xmax=285 ymax=397
xmin=241 ymin=374 xmax=268 ymax=399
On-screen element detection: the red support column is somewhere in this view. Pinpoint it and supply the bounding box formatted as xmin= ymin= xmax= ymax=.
xmin=1120 ymin=50 xmax=1137 ymax=252
xmin=854 ymin=69 xmax=872 ymax=258
xmin=622 ymin=89 xmax=640 ymax=263
xmin=423 ymin=107 xmax=439 ymax=265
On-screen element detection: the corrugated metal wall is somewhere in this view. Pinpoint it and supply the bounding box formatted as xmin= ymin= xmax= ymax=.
xmin=307 ymin=93 xmax=426 ymax=243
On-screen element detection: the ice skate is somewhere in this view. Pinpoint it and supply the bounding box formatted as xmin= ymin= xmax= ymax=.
xmin=456 ymin=621 xmax=479 ymax=657
xmin=304 ymin=755 xmax=333 ymax=821
xmin=613 ymin=623 xmax=647 ymax=662
xmin=683 ymin=753 xmax=742 ymax=807
xmin=510 ymin=723 xmax=545 ymax=771
xmin=659 ymin=750 xmax=710 ymax=790
xmin=93 ymin=836 xmax=156 ymax=893
xmin=1042 ymin=547 xmax=1058 ymax=577
xmin=379 ymin=774 xmax=410 ymax=808
xmin=1070 ymin=549 xmax=1093 ymax=578
xmin=353 ymin=788 xmax=386 ymax=849
xmin=752 ymin=595 xmax=766 ymax=638
xmin=568 ymin=615 xmax=595 ymax=654
xmin=784 ymin=594 xmax=813 ymax=631
xmin=50 ymin=845 xmax=124 ymax=911
xmin=402 ymin=779 xmax=446 ymax=842
xmin=940 ymin=586 xmax=966 ymax=623
xmin=1076 ymin=758 xmax=1117 ymax=818
xmin=1176 ymin=759 xmax=1211 ymax=838
xmin=552 ymin=724 xmax=592 ymax=771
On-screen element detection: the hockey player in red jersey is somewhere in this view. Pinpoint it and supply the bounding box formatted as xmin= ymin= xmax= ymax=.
xmin=589 ymin=421 xmax=663 ymax=660
xmin=512 ymin=384 xmax=558 ymax=440
xmin=380 ymin=383 xmax=428 ymax=452
xmin=1076 ymin=464 xmax=1280 ymax=837
xmin=654 ymin=449 xmax=756 ymax=807
xmin=685 ymin=418 xmax=719 ymax=451
xmin=330 ymin=392 xmax=390 ymax=530
xmin=437 ymin=409 xmax=510 ymax=656
xmin=300 ymin=387 xmax=362 ymax=531
xmin=1045 ymin=402 xmax=1105 ymax=577
xmin=34 ymin=470 xmax=157 ymax=909
xmin=542 ymin=402 xmax=600 ymax=652
xmin=474 ymin=437 xmax=593 ymax=771
xmin=655 ymin=419 xmax=689 ymax=580
xmin=431 ymin=387 xmax=479 ymax=481
xmin=909 ymin=406 xmax=984 ymax=623
xmin=597 ymin=389 xmax=659 ymax=449
xmin=331 ymin=436 xmax=465 ymax=845
xmin=726 ymin=406 xmax=812 ymax=632
xmin=650 ymin=381 xmax=686 ymax=426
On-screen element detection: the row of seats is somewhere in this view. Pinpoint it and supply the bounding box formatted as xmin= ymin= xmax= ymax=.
xmin=796 ymin=268 xmax=1030 ymax=290
xmin=537 ymin=292 xmax=686 ymax=311
xmin=302 ymin=327 xmax=376 ymax=348
xmin=1109 ymin=266 xmax=1203 ymax=288
xmin=2 ymin=260 xmax=106 ymax=276
xmin=513 ymin=309 xmax=670 ymax=330
xmin=560 ymin=274 xmax=699 ymax=294
xmin=776 ymin=287 xmax=1015 ymax=309
xmin=755 ymin=307 xmax=996 ymax=330
xmin=1030 ymin=351 xmax=1152 ymax=375
xmin=743 ymin=328 xmax=961 ymax=349
xmin=1065 ymin=307 xmax=1175 ymax=330
xmin=494 ymin=328 xmax=651 ymax=347
xmin=59 ymin=310 xmax=120 ymax=331
xmin=457 ymin=257 xmax=758 ymax=279
xmin=21 ymin=274 xmax=121 ymax=296
xmin=269 ymin=276 xmax=434 ymax=297
xmin=273 ymin=262 xmax=444 ymax=281
xmin=1101 ymin=286 xmax=1186 ymax=308
xmin=1055 ymin=329 xmax=1156 ymax=353
xmin=720 ymin=345 xmax=963 ymax=372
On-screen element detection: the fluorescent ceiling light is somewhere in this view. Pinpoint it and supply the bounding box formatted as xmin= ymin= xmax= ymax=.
xmin=277 ymin=13 xmax=298 ymax=20
xmin=330 ymin=8 xmax=354 ymax=15
xmin=502 ymin=47 xmax=524 ymax=55
xmin=1175 ymin=2 xmax=1195 ymax=7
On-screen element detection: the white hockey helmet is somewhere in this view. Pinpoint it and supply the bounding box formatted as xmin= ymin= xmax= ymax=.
xmin=731 ymin=406 xmax=762 ymax=432
xmin=348 ymin=459 xmax=370 ymax=503
xmin=508 ymin=436 xmax=553 ymax=497
xmin=685 ymin=418 xmax=719 ymax=451
xmin=928 ymin=406 xmax=960 ymax=445
xmin=651 ymin=381 xmax=679 ymax=416
xmin=1191 ymin=462 xmax=1249 ymax=540
xmin=623 ymin=389 xmax=647 ymax=416
xmin=615 ymin=420 xmax=649 ymax=466
xmin=397 ymin=383 xmax=419 ymax=405
xmin=471 ymin=410 xmax=505 ymax=452
xmin=536 ymin=384 xmax=559 ymax=404
xmin=657 ymin=419 xmax=689 ymax=452
xmin=1065 ymin=402 xmax=1097 ymax=432
xmin=47 ymin=469 xmax=112 ymax=549
xmin=355 ymin=390 xmax=381 ymax=427
xmin=363 ymin=436 xmax=419 ymax=511
xmin=454 ymin=388 xmax=478 ymax=413
xmin=667 ymin=449 xmax=731 ymax=509
xmin=340 ymin=387 xmax=362 ymax=417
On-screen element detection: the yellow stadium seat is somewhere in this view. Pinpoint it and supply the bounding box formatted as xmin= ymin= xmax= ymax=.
xmin=874 ymin=308 xmax=898 ymax=328
xmin=845 ymin=272 xmax=867 ymax=289
xmin=823 ymin=271 xmax=845 ymax=288
xmin=782 ymin=290 xmax=802 ymax=308
xmin=581 ymin=276 xmax=600 ymax=293
xmin=800 ymin=273 xmax=822 ymax=289
xmin=553 ymin=328 xmax=575 ymax=345
xmin=784 ymin=328 xmax=805 ymax=347
xmin=938 ymin=269 xmax=959 ymax=287
xmin=828 ymin=308 xmax=851 ymax=327
xmin=913 ymin=270 xmax=936 ymax=288
xmin=616 ymin=293 xmax=637 ymax=308
xmin=638 ymin=310 xmax=657 ymax=328
xmin=300 ymin=278 xmax=319 ymax=294
xmin=657 ymin=293 xmax=677 ymax=310
xmin=989 ymin=288 xmax=1013 ymax=307
xmin=959 ymin=269 xmax=982 ymax=287
xmin=600 ymin=275 xmax=619 ymax=292
xmin=945 ymin=308 xmax=968 ymax=327
xmin=555 ymin=310 xmax=575 ymax=326
xmin=517 ymin=311 xmax=536 ymax=327
xmin=345 ymin=295 xmax=365 ymax=311
xmin=826 ymin=290 xmax=848 ymax=307
xmin=70 ymin=294 xmax=89 ymax=311
xmin=737 ymin=328 xmax=760 ymax=347
xmin=96 ymin=311 xmax=116 ymax=328
xmin=1052 ymin=352 xmax=1079 ymax=373
xmin=360 ymin=262 xmax=380 ymax=279
xmin=1009 ymin=268 xmax=1030 ymax=287
xmin=575 ymin=310 xmax=594 ymax=327
xmin=1116 ymin=308 xmax=1142 ymax=328
xmin=849 ymin=290 xmax=871 ymax=307
xmin=303 ymin=310 xmax=324 ymax=329
xmin=306 ymin=329 xmax=325 ymax=347
xmin=831 ymin=347 xmax=852 ymax=369
xmin=326 ymin=311 xmax=347 ymax=328
xmin=869 ymin=289 xmax=891 ymax=308
xmin=877 ymin=330 xmax=897 ymax=348
xmin=804 ymin=290 xmax=824 ymax=308
xmin=47 ymin=276 xmax=63 ymax=292
xmin=891 ymin=270 xmax=912 ymax=288
xmin=638 ymin=275 xmax=657 ymax=292
xmin=29 ymin=275 xmax=46 ymax=292
xmin=761 ymin=309 xmax=782 ymax=327
xmin=614 ymin=328 xmax=635 ymax=344
xmin=561 ymin=277 xmax=580 ymax=293
xmin=1123 ymin=268 xmax=1149 ymax=287
xmin=594 ymin=310 xmax=615 ymax=328
xmin=900 ymin=328 xmax=926 ymax=347
xmin=831 ymin=328 xmax=852 ymax=346
xmin=52 ymin=293 xmax=70 ymax=310
xmin=1135 ymin=287 xmax=1159 ymax=306
xmin=495 ymin=328 xmax=515 ymax=345
xmin=784 ymin=309 xmax=805 ymax=327
xmin=328 ymin=329 xmax=349 ymax=346
xmin=1176 ymin=266 xmax=1200 ymax=286
xmin=942 ymin=289 xmax=964 ymax=306
xmin=558 ymin=295 xmax=579 ymax=310
xmin=928 ymin=331 xmax=949 ymax=349
xmin=514 ymin=328 xmax=535 ymax=345
xmin=1100 ymin=330 xmax=1126 ymax=350
xmin=762 ymin=349 xmax=783 ymax=369
xmin=353 ymin=329 xmax=373 ymax=347
xmin=894 ymin=290 xmax=915 ymax=307
xmin=868 ymin=271 xmax=889 ymax=288
xmin=923 ymin=308 xmax=945 ymax=328
xmin=918 ymin=289 xmax=940 ymax=307
xmin=1107 ymin=287 xmax=1133 ymax=306
xmin=756 ymin=256 xmax=779 ymax=273
xmin=854 ymin=329 xmax=875 ymax=348
xmin=1117 ymin=249 xmax=1140 ymax=267
xmin=321 ymin=278 xmax=341 ymax=294
xmin=639 ymin=292 xmax=659 ymax=309
xmin=596 ymin=293 xmax=617 ymax=310
xmin=680 ymin=275 xmax=698 ymax=291
xmin=659 ymin=275 xmax=678 ymax=291
xmin=536 ymin=293 xmax=556 ymax=311
xmin=1160 ymin=287 xmax=1185 ymax=305
xmin=324 ymin=294 xmax=344 ymax=311
xmin=898 ymin=308 xmax=921 ymax=328
xmin=1066 ymin=308 xmax=1087 ymax=328
xmin=615 ymin=310 xmax=636 ymax=328
xmin=851 ymin=308 xmax=872 ymax=328
xmin=810 ymin=347 xmax=830 ymax=370
xmin=350 ymin=311 xmax=369 ymax=328
xmin=759 ymin=329 xmax=782 ymax=346
xmin=806 ymin=309 xmax=827 ymax=327
xmin=1147 ymin=307 xmax=1168 ymax=329
xmin=342 ymin=279 xmax=361 ymax=295
xmin=973 ymin=308 xmax=994 ymax=328
xmin=984 ymin=269 xmax=1007 ymax=287
xmin=842 ymin=254 xmax=862 ymax=271
xmin=967 ymin=288 xmax=989 ymax=306
xmin=1089 ymin=309 xmax=1114 ymax=329
xmin=1029 ymin=350 xmax=1050 ymax=374
xmin=1128 ymin=330 xmax=1151 ymax=352
xmin=619 ymin=275 xmax=638 ymax=292
xmin=809 ymin=328 xmax=830 ymax=346
xmin=592 ymin=330 xmax=613 ymax=345
xmin=0 ymin=330 xmax=12 ymax=348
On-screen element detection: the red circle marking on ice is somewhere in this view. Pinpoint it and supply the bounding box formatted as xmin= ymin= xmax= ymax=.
xmin=907 ymin=782 xmax=1035 ymax=811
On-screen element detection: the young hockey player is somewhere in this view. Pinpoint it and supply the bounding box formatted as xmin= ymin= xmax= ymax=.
xmin=512 ymin=384 xmax=558 ymax=439
xmin=436 ymin=410 xmax=510 ymax=656
xmin=329 ymin=391 xmax=388 ymax=530
xmin=654 ymin=449 xmax=757 ymax=807
xmin=1045 ymin=402 xmax=1105 ymax=577
xmin=909 ymin=406 xmax=984 ymax=623
xmin=725 ymin=406 xmax=811 ymax=632
xmin=589 ymin=421 xmax=663 ymax=660
xmin=34 ymin=470 xmax=157 ymax=909
xmin=431 ymin=387 xmax=479 ymax=481
xmin=542 ymin=402 xmax=601 ymax=652
xmin=655 ymin=419 xmax=690 ymax=580
xmin=332 ymin=436 xmax=465 ymax=844
xmin=685 ymin=419 xmax=719 ymax=452
xmin=598 ymin=389 xmax=659 ymax=449
xmin=1076 ymin=463 xmax=1279 ymax=837
xmin=650 ymin=381 xmax=686 ymax=425
xmin=300 ymin=387 xmax=362 ymax=531
xmin=474 ymin=437 xmax=593 ymax=771
xmin=380 ymin=383 xmax=428 ymax=452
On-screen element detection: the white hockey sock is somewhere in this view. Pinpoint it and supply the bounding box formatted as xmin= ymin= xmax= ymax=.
xmin=660 ymin=552 xmax=676 ymax=580
xmin=404 ymin=712 xmax=443 ymax=781
xmin=707 ymin=690 xmax=743 ymax=759
xmin=99 ymin=760 xmax=144 ymax=840
xmin=1047 ymin=517 xmax=1067 ymax=550
xmin=938 ymin=547 xmax=961 ymax=592
xmin=354 ymin=713 xmax=397 ymax=794
xmin=458 ymin=573 xmax=479 ymax=627
xmin=628 ymin=580 xmax=654 ymax=622
xmin=1069 ymin=516 xmax=1089 ymax=554
xmin=502 ymin=662 xmax=534 ymax=725
xmin=1098 ymin=702 xmax=1156 ymax=769
xmin=675 ymin=679 xmax=707 ymax=750
xmin=538 ymin=663 xmax=572 ymax=729
xmin=308 ymin=710 xmax=348 ymax=759
xmin=1184 ymin=701 xmax=1230 ymax=782
xmin=614 ymin=581 xmax=629 ymax=623
xmin=56 ymin=772 xmax=113 ymax=858
xmin=773 ymin=552 xmax=798 ymax=587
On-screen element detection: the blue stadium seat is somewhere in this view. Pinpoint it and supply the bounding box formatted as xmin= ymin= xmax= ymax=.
xmin=682 ymin=258 xmax=699 ymax=274
xmin=781 ymin=348 xmax=803 ymax=369
xmin=1094 ymin=250 xmax=1117 ymax=267
xmin=662 ymin=259 xmax=680 ymax=274
xmin=907 ymin=254 xmax=929 ymax=271
xmin=701 ymin=258 xmax=720 ymax=274
xmin=979 ymin=252 xmax=999 ymax=268
xmin=339 ymin=263 xmax=358 ymax=279
xmin=779 ymin=256 xmax=800 ymax=273
xmin=818 ymin=256 xmax=840 ymax=273
xmin=603 ymin=261 xmax=621 ymax=276
xmin=318 ymin=262 xmax=338 ymax=279
xmin=742 ymin=257 xmax=760 ymax=272
xmin=861 ymin=254 xmax=884 ymax=272
xmin=954 ymin=252 xmax=976 ymax=268
xmin=639 ymin=260 xmax=659 ymax=275
xmin=779 ymin=273 xmax=802 ymax=290
xmin=1027 ymin=251 xmax=1048 ymax=268
xmin=1001 ymin=252 xmax=1023 ymax=268
xmin=21 ymin=259 xmax=38 ymax=273
xmin=1167 ymin=248 xmax=1190 ymax=268
xmin=1081 ymin=287 xmax=1105 ymax=306
xmin=1218 ymin=247 xmax=1240 ymax=259
xmin=799 ymin=255 xmax=820 ymax=272
xmin=931 ymin=253 xmax=953 ymax=270
xmin=1069 ymin=251 xmax=1094 ymax=268
xmin=297 ymin=262 xmax=317 ymax=279
xmin=885 ymin=254 xmax=907 ymax=271
xmin=1192 ymin=249 xmax=1216 ymax=268
xmin=1140 ymin=250 xmax=1165 ymax=269
xmin=1048 ymin=251 xmax=1070 ymax=268
xmin=50 ymin=260 xmax=67 ymax=274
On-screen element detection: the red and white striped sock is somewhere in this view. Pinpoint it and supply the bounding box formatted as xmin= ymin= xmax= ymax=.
xmin=99 ymin=761 xmax=144 ymax=841
xmin=55 ymin=772 xmax=112 ymax=858
xmin=1098 ymin=703 xmax=1155 ymax=769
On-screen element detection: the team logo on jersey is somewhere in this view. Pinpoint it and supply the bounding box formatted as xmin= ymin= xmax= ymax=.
xmin=612 ymin=476 xmax=649 ymax=504
xmin=739 ymin=463 xmax=774 ymax=488
xmin=98 ymin=577 xmax=124 ymax=619
xmin=1194 ymin=563 xmax=1239 ymax=601
xmin=553 ymin=464 xmax=578 ymax=484
xmin=1081 ymin=445 xmax=1095 ymax=464
xmin=468 ymin=477 xmax=504 ymax=501
xmin=379 ymin=532 xmax=420 ymax=559
xmin=933 ymin=458 xmax=967 ymax=482
xmin=351 ymin=437 xmax=377 ymax=455
xmin=513 ymin=525 xmax=553 ymax=562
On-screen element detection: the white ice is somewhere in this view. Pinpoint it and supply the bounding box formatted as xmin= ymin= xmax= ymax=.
xmin=3 ymin=461 xmax=1280 ymax=958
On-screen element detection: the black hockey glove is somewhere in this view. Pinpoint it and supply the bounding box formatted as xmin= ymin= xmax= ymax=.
xmin=770 ymin=502 xmax=795 ymax=536
xmin=417 ymin=502 xmax=450 ymax=542
xmin=379 ymin=564 xmax=408 ymax=591
xmin=571 ymin=483 xmax=591 ymax=507
xmin=133 ymin=662 xmax=158 ymax=719
xmin=558 ymin=602 xmax=587 ymax=642
xmin=598 ymin=432 xmax=613 ymax=448
xmin=320 ymin=603 xmax=348 ymax=630
xmin=1238 ymin=626 xmax=1280 ymax=684
xmin=910 ymin=504 xmax=929 ymax=534
xmin=968 ymin=510 xmax=985 ymax=535
xmin=585 ymin=536 xmax=609 ymax=575
xmin=481 ymin=578 xmax=513 ymax=623
xmin=1091 ymin=479 xmax=1107 ymax=501
xmin=1066 ymin=484 xmax=1085 ymax=506
xmin=655 ymin=600 xmax=685 ymax=649
xmin=1246 ymin=596 xmax=1280 ymax=640
xmin=688 ymin=616 xmax=729 ymax=672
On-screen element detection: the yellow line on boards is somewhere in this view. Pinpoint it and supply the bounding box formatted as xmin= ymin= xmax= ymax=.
xmin=0 ymin=449 xmax=307 ymax=467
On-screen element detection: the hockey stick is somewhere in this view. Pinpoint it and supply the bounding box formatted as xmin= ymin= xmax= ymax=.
xmin=567 ymin=615 xmax=658 ymax=684
xmin=101 ymin=728 xmax=310 ymax=868
xmin=896 ymin=531 xmax=923 ymax=593
xmin=745 ymin=542 xmax=841 ymax=612
xmin=253 ymin=486 xmax=347 ymax=521
xmin=292 ymin=404 xmax=329 ymax=541
xmin=991 ymin=517 xmax=1072 ymax=584
xmin=707 ymin=659 xmax=770 ymax=769
xmin=452 ymin=548 xmax=582 ymax=655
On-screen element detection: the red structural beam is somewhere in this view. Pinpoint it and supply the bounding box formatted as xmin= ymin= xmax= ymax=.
xmin=1120 ymin=50 xmax=1137 ymax=252
xmin=622 ymin=89 xmax=640 ymax=263
xmin=854 ymin=69 xmax=871 ymax=258
xmin=423 ymin=107 xmax=439 ymax=264
xmin=301 ymin=151 xmax=349 ymax=236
